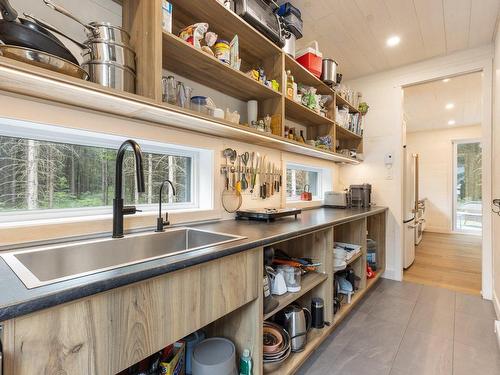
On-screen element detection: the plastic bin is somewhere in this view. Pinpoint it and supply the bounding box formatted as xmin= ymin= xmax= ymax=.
xmin=296 ymin=41 xmax=323 ymax=78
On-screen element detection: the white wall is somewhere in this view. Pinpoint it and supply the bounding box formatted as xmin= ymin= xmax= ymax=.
xmin=407 ymin=125 xmax=482 ymax=233
xmin=492 ymin=21 xmax=500 ymax=316
xmin=340 ymin=45 xmax=493 ymax=290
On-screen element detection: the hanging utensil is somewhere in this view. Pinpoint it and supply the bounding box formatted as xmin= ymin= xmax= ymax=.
xmin=235 ymin=155 xmax=242 ymax=193
xmin=241 ymin=152 xmax=249 ymax=191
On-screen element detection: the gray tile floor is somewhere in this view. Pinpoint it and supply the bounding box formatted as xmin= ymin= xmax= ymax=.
xmin=297 ymin=279 xmax=500 ymax=375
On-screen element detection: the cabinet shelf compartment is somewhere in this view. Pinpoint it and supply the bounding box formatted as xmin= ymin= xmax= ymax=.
xmin=285 ymin=97 xmax=335 ymax=127
xmin=162 ymin=32 xmax=281 ymax=101
xmin=284 ymin=54 xmax=334 ymax=95
xmin=335 ymin=94 xmax=359 ymax=113
xmin=264 ymin=272 xmax=328 ymax=320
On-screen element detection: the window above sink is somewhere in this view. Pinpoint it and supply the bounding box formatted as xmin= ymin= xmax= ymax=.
xmin=0 ymin=118 xmax=214 ymax=224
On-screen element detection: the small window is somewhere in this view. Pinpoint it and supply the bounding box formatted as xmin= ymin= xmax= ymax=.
xmin=286 ymin=163 xmax=322 ymax=201
xmin=0 ymin=119 xmax=212 ymax=223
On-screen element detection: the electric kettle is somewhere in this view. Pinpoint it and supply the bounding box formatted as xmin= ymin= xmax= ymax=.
xmin=282 ymin=304 xmax=311 ymax=352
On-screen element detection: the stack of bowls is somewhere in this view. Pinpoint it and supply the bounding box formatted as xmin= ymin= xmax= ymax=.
xmin=263 ymin=322 xmax=291 ymax=372
xmin=81 ymin=23 xmax=136 ymax=93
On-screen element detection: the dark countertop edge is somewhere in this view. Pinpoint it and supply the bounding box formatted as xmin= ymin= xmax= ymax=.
xmin=0 ymin=207 xmax=387 ymax=321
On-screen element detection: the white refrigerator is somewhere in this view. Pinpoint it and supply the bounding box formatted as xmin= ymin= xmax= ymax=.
xmin=403 ymin=149 xmax=419 ymax=269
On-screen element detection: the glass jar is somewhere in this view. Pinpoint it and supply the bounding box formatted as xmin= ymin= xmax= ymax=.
xmin=162 ymin=76 xmax=177 ymax=105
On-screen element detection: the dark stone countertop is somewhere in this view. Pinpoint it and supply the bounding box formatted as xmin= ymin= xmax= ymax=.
xmin=0 ymin=206 xmax=387 ymax=321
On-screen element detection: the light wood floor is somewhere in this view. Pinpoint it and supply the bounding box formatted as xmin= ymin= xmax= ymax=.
xmin=403 ymin=232 xmax=482 ymax=295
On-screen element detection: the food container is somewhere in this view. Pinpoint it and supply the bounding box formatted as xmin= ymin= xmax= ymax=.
xmin=278 ymin=265 xmax=302 ymax=292
xmin=190 ymin=96 xmax=215 ymax=114
xmin=296 ymin=40 xmax=323 ymax=78
xmin=162 ymin=0 xmax=173 ymax=33
xmin=214 ymin=39 xmax=230 ymax=64
xmin=82 ymin=60 xmax=135 ymax=93
xmin=321 ymin=58 xmax=338 ymax=85
xmin=192 ymin=337 xmax=237 ymax=375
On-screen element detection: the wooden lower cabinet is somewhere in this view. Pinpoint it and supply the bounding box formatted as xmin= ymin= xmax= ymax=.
xmin=1 ymin=248 xmax=261 ymax=375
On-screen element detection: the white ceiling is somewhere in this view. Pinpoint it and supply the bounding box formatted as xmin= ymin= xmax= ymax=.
xmin=292 ymin=0 xmax=500 ymax=79
xmin=403 ymin=72 xmax=482 ymax=133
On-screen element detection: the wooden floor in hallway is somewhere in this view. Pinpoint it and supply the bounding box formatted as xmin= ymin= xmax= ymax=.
xmin=403 ymin=232 xmax=482 ymax=295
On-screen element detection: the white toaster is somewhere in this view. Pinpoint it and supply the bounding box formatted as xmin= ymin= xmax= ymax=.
xmin=324 ymin=191 xmax=349 ymax=208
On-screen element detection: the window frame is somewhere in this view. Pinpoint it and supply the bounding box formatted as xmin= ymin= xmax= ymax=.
xmin=0 ymin=118 xmax=213 ymax=224
xmin=285 ymin=162 xmax=324 ymax=202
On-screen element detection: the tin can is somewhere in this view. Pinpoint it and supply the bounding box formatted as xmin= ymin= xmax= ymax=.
xmin=214 ymin=39 xmax=230 ymax=64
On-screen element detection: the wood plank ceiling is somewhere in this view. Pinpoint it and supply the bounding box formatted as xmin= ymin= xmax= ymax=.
xmin=292 ymin=0 xmax=500 ymax=79
xmin=403 ymin=72 xmax=482 ymax=133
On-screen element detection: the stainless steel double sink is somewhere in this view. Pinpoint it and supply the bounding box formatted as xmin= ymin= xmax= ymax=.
xmin=1 ymin=227 xmax=245 ymax=289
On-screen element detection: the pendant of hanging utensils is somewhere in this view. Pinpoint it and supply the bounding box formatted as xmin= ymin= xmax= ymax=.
xmin=42 ymin=0 xmax=136 ymax=93
xmin=221 ymin=148 xmax=282 ymax=199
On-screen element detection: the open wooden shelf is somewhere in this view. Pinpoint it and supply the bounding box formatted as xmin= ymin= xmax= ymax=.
xmin=285 ymin=97 xmax=335 ymax=127
xmin=284 ymin=54 xmax=334 ymax=95
xmin=162 ymin=32 xmax=281 ymax=101
xmin=266 ymin=327 xmax=329 ymax=375
xmin=335 ymin=93 xmax=359 ymax=113
xmin=169 ymin=0 xmax=281 ymax=62
xmin=0 ymin=58 xmax=361 ymax=166
xmin=333 ymin=271 xmax=383 ymax=326
xmin=266 ymin=271 xmax=383 ymax=375
xmin=263 ymin=272 xmax=328 ymax=320
xmin=336 ymin=124 xmax=363 ymax=140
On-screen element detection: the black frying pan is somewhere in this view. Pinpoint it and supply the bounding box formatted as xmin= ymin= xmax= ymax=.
xmin=0 ymin=0 xmax=77 ymax=64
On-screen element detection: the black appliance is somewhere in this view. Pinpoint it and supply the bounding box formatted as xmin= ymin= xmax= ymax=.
xmin=234 ymin=0 xmax=285 ymax=47
xmin=311 ymin=297 xmax=325 ymax=329
xmin=236 ymin=208 xmax=301 ymax=222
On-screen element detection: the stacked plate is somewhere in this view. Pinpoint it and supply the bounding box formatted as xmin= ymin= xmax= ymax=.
xmin=263 ymin=322 xmax=291 ymax=372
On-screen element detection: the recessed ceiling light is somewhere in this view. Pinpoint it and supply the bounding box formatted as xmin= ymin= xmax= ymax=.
xmin=386 ymin=35 xmax=401 ymax=47
xmin=445 ymin=103 xmax=455 ymax=110
xmin=448 ymin=120 xmax=456 ymax=125
xmin=442 ymin=78 xmax=450 ymax=83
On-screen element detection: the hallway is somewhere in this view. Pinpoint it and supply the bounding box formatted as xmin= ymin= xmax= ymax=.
xmin=403 ymin=232 xmax=481 ymax=295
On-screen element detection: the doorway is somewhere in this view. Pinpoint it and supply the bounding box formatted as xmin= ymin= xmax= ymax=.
xmin=402 ymin=72 xmax=483 ymax=295
xmin=453 ymin=140 xmax=482 ymax=234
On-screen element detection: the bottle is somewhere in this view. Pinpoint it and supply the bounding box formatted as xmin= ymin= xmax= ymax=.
xmin=286 ymin=70 xmax=294 ymax=99
xmin=298 ymin=130 xmax=306 ymax=143
xmin=288 ymin=127 xmax=294 ymax=140
xmin=239 ymin=349 xmax=252 ymax=375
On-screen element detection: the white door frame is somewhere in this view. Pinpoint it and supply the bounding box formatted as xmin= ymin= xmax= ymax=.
xmin=452 ymin=139 xmax=483 ymax=234
xmin=397 ymin=48 xmax=493 ymax=299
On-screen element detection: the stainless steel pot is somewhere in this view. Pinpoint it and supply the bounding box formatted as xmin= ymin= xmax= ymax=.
xmin=82 ymin=39 xmax=136 ymax=71
xmin=82 ymin=60 xmax=135 ymax=93
xmin=0 ymin=44 xmax=88 ymax=79
xmin=43 ymin=0 xmax=130 ymax=44
xmin=87 ymin=22 xmax=130 ymax=44
xmin=321 ymin=58 xmax=338 ymax=85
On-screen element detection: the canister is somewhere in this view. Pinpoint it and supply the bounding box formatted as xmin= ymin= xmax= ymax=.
xmin=214 ymin=39 xmax=230 ymax=64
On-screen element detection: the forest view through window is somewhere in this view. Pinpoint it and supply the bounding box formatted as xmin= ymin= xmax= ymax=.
xmin=0 ymin=124 xmax=195 ymax=219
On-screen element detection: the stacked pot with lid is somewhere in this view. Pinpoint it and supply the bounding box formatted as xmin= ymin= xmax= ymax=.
xmin=81 ymin=23 xmax=136 ymax=93
xmin=43 ymin=0 xmax=136 ymax=93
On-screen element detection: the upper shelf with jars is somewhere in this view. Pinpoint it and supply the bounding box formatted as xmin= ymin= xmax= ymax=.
xmin=0 ymin=0 xmax=367 ymax=163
